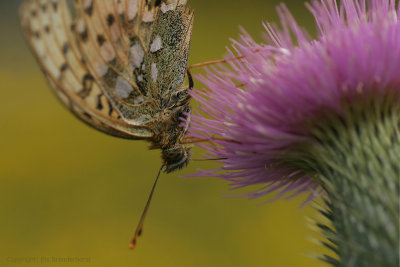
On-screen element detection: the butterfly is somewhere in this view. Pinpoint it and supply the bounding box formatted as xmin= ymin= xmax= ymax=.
xmin=19 ymin=0 xmax=194 ymax=173
xmin=20 ymin=0 xmax=194 ymax=249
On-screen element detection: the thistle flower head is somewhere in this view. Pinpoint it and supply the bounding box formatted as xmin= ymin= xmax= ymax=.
xmin=189 ymin=0 xmax=400 ymax=201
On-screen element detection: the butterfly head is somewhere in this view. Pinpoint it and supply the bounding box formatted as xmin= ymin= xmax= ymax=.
xmin=162 ymin=145 xmax=191 ymax=173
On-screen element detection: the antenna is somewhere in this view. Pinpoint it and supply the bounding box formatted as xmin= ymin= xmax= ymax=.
xmin=129 ymin=162 xmax=166 ymax=249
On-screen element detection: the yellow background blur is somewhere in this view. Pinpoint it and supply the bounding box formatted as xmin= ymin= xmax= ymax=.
xmin=0 ymin=0 xmax=330 ymax=266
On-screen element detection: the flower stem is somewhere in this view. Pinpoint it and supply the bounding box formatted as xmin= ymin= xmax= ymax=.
xmin=308 ymin=97 xmax=400 ymax=266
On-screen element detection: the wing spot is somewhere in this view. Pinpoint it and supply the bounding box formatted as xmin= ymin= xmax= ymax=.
xmin=96 ymin=94 xmax=103 ymax=110
xmin=31 ymin=10 xmax=37 ymax=17
xmin=41 ymin=4 xmax=47 ymax=12
xmin=128 ymin=0 xmax=138 ymax=20
xmin=62 ymin=43 xmax=69 ymax=54
xmin=79 ymin=74 xmax=94 ymax=98
xmin=94 ymin=62 xmax=109 ymax=77
xmin=142 ymin=11 xmax=154 ymax=22
xmin=83 ymin=112 xmax=92 ymax=119
xmin=107 ymin=14 xmax=115 ymax=26
xmin=100 ymin=42 xmax=116 ymax=62
xmin=160 ymin=3 xmax=177 ymax=13
xmin=52 ymin=2 xmax=58 ymax=11
xmin=129 ymin=36 xmax=137 ymax=46
xmin=44 ymin=25 xmax=50 ymax=33
xmin=107 ymin=99 xmax=114 ymax=116
xmin=115 ymin=76 xmax=134 ymax=99
xmin=80 ymin=29 xmax=88 ymax=42
xmin=84 ymin=1 xmax=94 ymax=16
xmin=34 ymin=31 xmax=40 ymax=39
xmin=130 ymin=43 xmax=144 ymax=68
xmin=150 ymin=35 xmax=162 ymax=53
xmin=97 ymin=35 xmax=106 ymax=46
xmin=60 ymin=63 xmax=68 ymax=72
xmin=75 ymin=19 xmax=88 ymax=41
xmin=83 ymin=74 xmax=94 ymax=88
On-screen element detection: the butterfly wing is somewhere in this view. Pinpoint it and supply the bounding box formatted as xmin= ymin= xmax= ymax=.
xmin=19 ymin=0 xmax=153 ymax=139
xmin=20 ymin=0 xmax=193 ymax=141
xmin=73 ymin=0 xmax=194 ymax=126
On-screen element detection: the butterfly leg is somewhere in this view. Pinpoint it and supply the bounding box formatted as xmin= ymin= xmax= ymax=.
xmin=186 ymin=69 xmax=194 ymax=89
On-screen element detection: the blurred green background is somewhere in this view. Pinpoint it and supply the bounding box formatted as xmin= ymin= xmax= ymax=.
xmin=0 ymin=0 xmax=330 ymax=266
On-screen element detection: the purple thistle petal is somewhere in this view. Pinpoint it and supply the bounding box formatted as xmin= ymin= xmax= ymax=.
xmin=188 ymin=0 xmax=400 ymax=201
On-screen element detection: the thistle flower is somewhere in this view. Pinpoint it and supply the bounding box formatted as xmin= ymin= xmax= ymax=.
xmin=189 ymin=0 xmax=400 ymax=265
